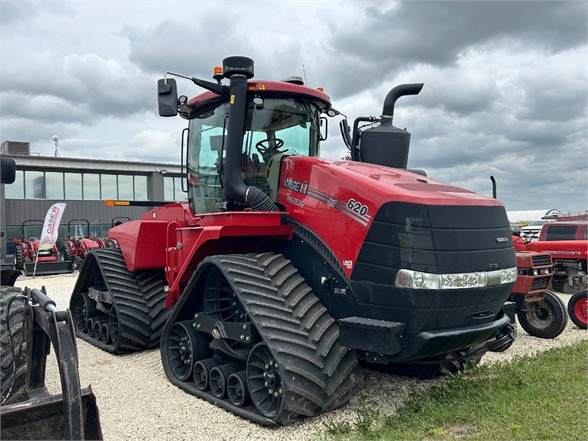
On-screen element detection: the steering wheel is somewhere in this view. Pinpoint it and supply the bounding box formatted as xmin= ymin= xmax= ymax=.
xmin=255 ymin=138 xmax=285 ymax=161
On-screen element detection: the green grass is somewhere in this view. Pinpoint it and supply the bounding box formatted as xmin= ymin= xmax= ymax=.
xmin=319 ymin=341 xmax=588 ymax=441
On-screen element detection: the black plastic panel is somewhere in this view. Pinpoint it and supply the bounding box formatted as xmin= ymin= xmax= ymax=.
xmin=350 ymin=202 xmax=515 ymax=335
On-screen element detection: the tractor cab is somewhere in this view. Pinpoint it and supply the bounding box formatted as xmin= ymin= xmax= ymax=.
xmin=157 ymin=57 xmax=331 ymax=215
xmin=187 ymin=94 xmax=322 ymax=213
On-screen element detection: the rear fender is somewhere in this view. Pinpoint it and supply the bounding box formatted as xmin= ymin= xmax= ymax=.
xmin=109 ymin=220 xmax=174 ymax=271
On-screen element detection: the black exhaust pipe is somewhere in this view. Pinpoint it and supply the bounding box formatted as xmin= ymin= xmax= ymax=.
xmin=382 ymin=83 xmax=424 ymax=122
xmin=221 ymin=56 xmax=280 ymax=212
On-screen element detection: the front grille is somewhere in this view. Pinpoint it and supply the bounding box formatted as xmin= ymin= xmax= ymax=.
xmin=531 ymin=276 xmax=550 ymax=291
xmin=349 ymin=202 xmax=515 ymax=331
xmin=352 ymin=202 xmax=515 ymax=284
xmin=531 ymin=254 xmax=552 ymax=267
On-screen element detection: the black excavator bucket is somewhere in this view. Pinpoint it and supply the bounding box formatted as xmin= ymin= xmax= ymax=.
xmin=24 ymin=260 xmax=74 ymax=276
xmin=0 ymin=287 xmax=103 ymax=440
xmin=0 ymin=387 xmax=101 ymax=440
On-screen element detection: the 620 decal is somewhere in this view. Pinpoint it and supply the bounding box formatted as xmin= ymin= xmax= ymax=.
xmin=347 ymin=198 xmax=369 ymax=217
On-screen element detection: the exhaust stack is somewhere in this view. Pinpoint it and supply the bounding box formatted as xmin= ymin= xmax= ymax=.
xmin=356 ymin=83 xmax=423 ymax=169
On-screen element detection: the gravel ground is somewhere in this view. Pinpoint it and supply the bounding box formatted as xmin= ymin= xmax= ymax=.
xmin=14 ymin=273 xmax=588 ymax=441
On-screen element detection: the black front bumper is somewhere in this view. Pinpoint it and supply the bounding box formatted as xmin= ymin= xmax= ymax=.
xmin=339 ymin=302 xmax=516 ymax=363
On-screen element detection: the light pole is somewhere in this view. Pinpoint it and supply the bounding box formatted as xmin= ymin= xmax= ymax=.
xmin=52 ymin=135 xmax=59 ymax=157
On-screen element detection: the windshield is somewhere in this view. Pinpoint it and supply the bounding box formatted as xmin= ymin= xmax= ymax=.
xmin=187 ymin=97 xmax=320 ymax=213
xmin=526 ymin=221 xmax=548 ymax=227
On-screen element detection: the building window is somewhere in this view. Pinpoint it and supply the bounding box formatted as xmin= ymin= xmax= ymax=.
xmin=83 ymin=174 xmax=100 ymax=200
xmin=5 ymin=170 xmax=24 ymax=199
xmin=65 ymin=173 xmax=82 ymax=200
xmin=175 ymin=178 xmax=184 ymax=201
xmin=118 ymin=175 xmax=133 ymax=200
xmin=164 ymin=176 xmax=174 ymax=201
xmin=164 ymin=176 xmax=186 ymax=201
xmin=134 ymin=175 xmax=148 ymax=200
xmin=25 ymin=171 xmax=45 ymax=199
xmin=101 ymin=174 xmax=117 ymax=199
xmin=45 ymin=172 xmax=64 ymax=199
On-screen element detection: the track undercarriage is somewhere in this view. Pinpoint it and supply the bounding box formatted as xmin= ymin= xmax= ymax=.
xmin=160 ymin=253 xmax=358 ymax=425
xmin=69 ymin=249 xmax=169 ymax=353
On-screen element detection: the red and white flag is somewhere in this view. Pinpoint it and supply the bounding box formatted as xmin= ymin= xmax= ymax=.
xmin=39 ymin=202 xmax=67 ymax=250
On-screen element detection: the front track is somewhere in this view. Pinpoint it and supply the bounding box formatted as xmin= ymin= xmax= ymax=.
xmin=160 ymin=252 xmax=358 ymax=425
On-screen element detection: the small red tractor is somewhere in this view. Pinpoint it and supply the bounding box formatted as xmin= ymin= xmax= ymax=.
xmin=70 ymin=56 xmax=519 ymax=425
xmin=95 ymin=217 xmax=130 ymax=249
xmin=60 ymin=219 xmax=102 ymax=270
xmin=488 ymin=177 xmax=567 ymax=339
xmin=509 ymin=249 xmax=567 ymax=338
xmin=14 ymin=220 xmax=73 ymax=276
xmin=0 ymin=157 xmax=102 ymax=439
xmin=516 ymin=221 xmax=588 ymax=329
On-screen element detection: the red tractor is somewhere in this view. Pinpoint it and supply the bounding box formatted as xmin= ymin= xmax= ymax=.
xmin=70 ymin=57 xmax=519 ymax=425
xmin=14 ymin=220 xmax=73 ymax=276
xmin=515 ymin=221 xmax=588 ymax=329
xmin=509 ymin=249 xmax=567 ymax=338
xmin=485 ymin=178 xmax=568 ymax=338
xmin=60 ymin=219 xmax=102 ymax=270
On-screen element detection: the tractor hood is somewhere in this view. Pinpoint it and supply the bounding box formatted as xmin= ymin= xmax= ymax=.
xmin=278 ymin=156 xmax=503 ymax=210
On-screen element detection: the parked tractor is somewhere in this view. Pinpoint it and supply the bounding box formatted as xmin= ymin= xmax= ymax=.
xmin=510 ymin=250 xmax=567 ymax=338
xmin=515 ymin=221 xmax=588 ymax=329
xmin=0 ymin=157 xmax=102 ymax=439
xmin=60 ymin=219 xmax=102 ymax=270
xmin=488 ymin=178 xmax=567 ymax=339
xmin=70 ymin=56 xmax=518 ymax=425
xmin=14 ymin=220 xmax=73 ymax=276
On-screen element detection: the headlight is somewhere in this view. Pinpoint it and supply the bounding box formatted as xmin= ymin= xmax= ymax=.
xmin=395 ymin=267 xmax=517 ymax=290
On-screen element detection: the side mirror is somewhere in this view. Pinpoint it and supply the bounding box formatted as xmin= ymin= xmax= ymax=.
xmin=1 ymin=157 xmax=16 ymax=184
xmin=157 ymin=78 xmax=178 ymax=117
xmin=319 ymin=116 xmax=328 ymax=141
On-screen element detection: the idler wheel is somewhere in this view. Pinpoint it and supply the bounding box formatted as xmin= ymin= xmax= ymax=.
xmin=193 ymin=358 xmax=221 ymax=391
xmin=227 ymin=370 xmax=250 ymax=407
xmin=209 ymin=363 xmax=238 ymax=399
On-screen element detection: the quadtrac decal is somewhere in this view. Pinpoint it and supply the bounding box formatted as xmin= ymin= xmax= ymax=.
xmin=283 ymin=178 xmax=371 ymax=227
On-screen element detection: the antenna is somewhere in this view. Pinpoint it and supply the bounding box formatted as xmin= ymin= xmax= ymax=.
xmin=302 ymin=64 xmax=308 ymax=85
xmin=51 ymin=135 xmax=59 ymax=157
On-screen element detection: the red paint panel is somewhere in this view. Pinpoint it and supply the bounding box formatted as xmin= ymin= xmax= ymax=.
xmin=110 ymin=220 xmax=172 ymax=271
xmin=276 ymin=156 xmax=504 ymax=277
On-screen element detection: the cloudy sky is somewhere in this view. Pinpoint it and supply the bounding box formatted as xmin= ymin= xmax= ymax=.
xmin=1 ymin=0 xmax=586 ymax=213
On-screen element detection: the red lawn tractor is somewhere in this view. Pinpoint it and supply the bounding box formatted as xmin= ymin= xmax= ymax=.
xmin=70 ymin=56 xmax=519 ymax=425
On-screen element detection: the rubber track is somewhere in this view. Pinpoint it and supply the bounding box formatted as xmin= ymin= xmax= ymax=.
xmin=208 ymin=253 xmax=358 ymax=424
xmin=74 ymin=248 xmax=169 ymax=353
xmin=0 ymin=287 xmax=28 ymax=405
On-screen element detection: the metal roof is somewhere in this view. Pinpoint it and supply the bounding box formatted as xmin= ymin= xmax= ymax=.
xmin=2 ymin=153 xmax=182 ymax=174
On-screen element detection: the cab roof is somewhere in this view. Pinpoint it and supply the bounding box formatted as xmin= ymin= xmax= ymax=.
xmin=184 ymin=80 xmax=332 ymax=115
